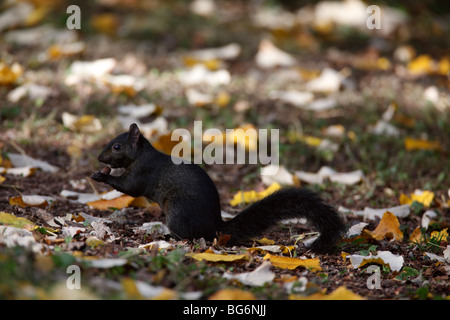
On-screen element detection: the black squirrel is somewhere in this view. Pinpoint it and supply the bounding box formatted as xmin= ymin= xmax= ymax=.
xmin=91 ymin=123 xmax=345 ymax=253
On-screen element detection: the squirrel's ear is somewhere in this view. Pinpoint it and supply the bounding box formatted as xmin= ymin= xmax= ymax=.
xmin=128 ymin=123 xmax=140 ymax=148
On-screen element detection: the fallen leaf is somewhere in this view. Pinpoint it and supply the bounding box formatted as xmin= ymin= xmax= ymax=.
xmin=0 ymin=62 xmax=23 ymax=85
xmin=347 ymin=251 xmax=404 ymax=272
xmin=209 ymin=289 xmax=256 ymax=300
xmin=0 ymin=212 xmax=36 ymax=230
xmin=290 ymin=286 xmax=365 ymax=300
xmin=295 ymin=166 xmax=364 ymax=185
xmin=229 ymin=182 xmax=281 ymax=206
xmin=179 ymin=64 xmax=231 ymax=86
xmin=421 ymin=210 xmax=437 ymax=229
xmin=365 ymin=211 xmax=403 ymax=241
xmin=7 ymin=152 xmax=59 ymax=173
xmin=255 ymin=39 xmax=297 ymax=69
xmin=263 ymin=253 xmax=322 ymax=272
xmin=62 ymin=112 xmax=102 ymax=133
xmin=404 ymin=138 xmax=442 ymax=152
xmin=306 ymin=68 xmax=345 ymax=93
xmin=226 ymin=124 xmax=258 ymax=152
xmin=223 ymin=261 xmax=275 ymax=286
xmin=88 ymin=195 xmax=135 ymax=210
xmin=9 ymin=195 xmax=55 ymax=209
xmin=47 ymin=42 xmax=85 ymax=60
xmin=184 ymin=43 xmax=241 ymax=62
xmin=344 ymin=203 xmax=410 ymax=220
xmin=430 ymin=228 xmax=448 ymax=242
xmin=186 ymin=252 xmax=249 ymax=263
xmin=261 ymin=165 xmax=295 ymax=186
xmin=399 ymin=190 xmax=434 ymax=207
xmin=407 ymin=54 xmax=435 ymax=75
xmin=90 ymin=13 xmax=119 ymax=36
xmin=409 ymin=227 xmax=423 ymax=243
xmin=248 ymin=245 xmax=295 ymax=255
xmin=255 ymin=237 xmax=275 ymax=245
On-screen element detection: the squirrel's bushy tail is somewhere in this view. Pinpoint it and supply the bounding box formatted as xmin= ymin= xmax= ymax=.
xmin=219 ymin=187 xmax=345 ymax=253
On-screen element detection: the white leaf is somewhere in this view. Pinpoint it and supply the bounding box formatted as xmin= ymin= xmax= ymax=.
xmin=347 ymin=222 xmax=369 ymax=237
xmin=351 ymin=204 xmax=410 ymax=220
xmin=86 ymin=258 xmax=127 ymax=269
xmin=179 ymin=65 xmax=231 ymax=86
xmin=255 ymin=39 xmax=297 ymax=69
xmin=261 ymin=165 xmax=294 ymax=186
xmin=306 ymin=68 xmax=344 ymax=93
xmin=8 ymin=153 xmax=59 ymax=173
xmin=223 ymin=261 xmax=275 ymax=286
xmin=349 ymin=251 xmax=404 ymax=271
xmin=187 ymin=43 xmax=241 ymax=61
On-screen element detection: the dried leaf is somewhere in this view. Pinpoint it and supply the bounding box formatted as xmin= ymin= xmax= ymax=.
xmin=430 ymin=228 xmax=448 ymax=242
xmin=407 ymin=54 xmax=435 ymax=75
xmin=9 ymin=195 xmax=55 ymax=209
xmin=229 ymin=182 xmax=281 ymax=206
xmin=347 ymin=251 xmax=404 ymax=272
xmin=255 ymin=39 xmax=296 ymax=69
xmin=0 ymin=212 xmax=36 ymax=230
xmin=0 ymin=62 xmax=23 ymax=85
xmin=404 ymin=138 xmax=442 ymax=152
xmin=62 ymin=112 xmax=102 ymax=133
xmin=399 ymin=190 xmax=434 ymax=207
xmin=186 ymin=252 xmax=249 ymax=263
xmin=290 ymin=286 xmax=365 ymax=300
xmin=263 ymin=253 xmax=322 ymax=272
xmin=409 ymin=227 xmax=423 ymax=243
xmin=88 ymin=195 xmax=135 ymax=210
xmin=209 ymin=289 xmax=256 ymax=300
xmin=365 ymin=211 xmax=404 ymax=241
xmin=223 ymin=261 xmax=275 ymax=286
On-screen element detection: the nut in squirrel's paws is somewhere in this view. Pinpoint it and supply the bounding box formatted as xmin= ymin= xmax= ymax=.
xmin=91 ymin=169 xmax=109 ymax=181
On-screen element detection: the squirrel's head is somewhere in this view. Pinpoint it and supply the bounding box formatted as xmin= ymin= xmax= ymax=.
xmin=97 ymin=123 xmax=141 ymax=171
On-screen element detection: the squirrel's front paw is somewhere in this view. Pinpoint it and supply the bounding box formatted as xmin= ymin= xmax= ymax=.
xmin=91 ymin=171 xmax=108 ymax=182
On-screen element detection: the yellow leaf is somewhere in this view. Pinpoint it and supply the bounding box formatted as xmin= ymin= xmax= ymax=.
xmin=209 ymin=289 xmax=256 ymax=300
xmin=152 ymin=132 xmax=185 ymax=156
xmin=0 ymin=176 xmax=5 ymax=184
xmin=399 ymin=190 xmax=434 ymax=207
xmin=186 ymin=252 xmax=249 ymax=263
xmin=437 ymin=57 xmax=450 ymax=75
xmin=365 ymin=211 xmax=403 ymax=241
xmin=0 ymin=62 xmax=23 ymax=85
xmin=91 ymin=13 xmax=119 ymax=36
xmin=407 ymin=54 xmax=435 ymax=75
xmin=85 ymin=236 xmax=104 ymax=248
xmin=0 ymin=211 xmax=36 ymax=230
xmin=121 ymin=278 xmax=142 ymax=300
xmin=88 ymin=195 xmax=135 ymax=210
xmin=255 ymin=238 xmax=275 ymax=245
xmin=377 ymin=57 xmax=391 ymax=70
xmin=290 ymin=286 xmax=365 ymax=300
xmin=409 ymin=227 xmax=423 ymax=243
xmin=263 ymin=253 xmax=322 ymax=272
xmin=226 ymin=124 xmax=258 ymax=152
xmin=215 ymin=91 xmax=231 ymax=107
xmin=404 ymin=138 xmax=442 ymax=152
xmin=182 ymin=56 xmax=221 ymax=71
xmin=62 ymin=112 xmax=102 ymax=133
xmin=431 ymin=228 xmax=448 ymax=242
xmin=9 ymin=195 xmax=52 ymax=209
xmin=229 ymin=182 xmax=281 ymax=206
xmin=302 ymin=135 xmax=322 ymax=147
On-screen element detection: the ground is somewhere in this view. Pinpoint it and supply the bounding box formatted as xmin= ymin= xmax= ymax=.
xmin=0 ymin=0 xmax=449 ymax=300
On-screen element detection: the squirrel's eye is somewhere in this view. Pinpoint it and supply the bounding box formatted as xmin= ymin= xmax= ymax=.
xmin=113 ymin=143 xmax=122 ymax=151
